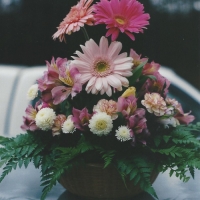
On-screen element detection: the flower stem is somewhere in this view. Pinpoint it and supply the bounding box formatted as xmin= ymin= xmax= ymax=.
xmin=81 ymin=27 xmax=90 ymax=41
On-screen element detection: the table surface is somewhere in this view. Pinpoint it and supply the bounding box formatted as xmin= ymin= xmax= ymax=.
xmin=0 ymin=162 xmax=199 ymax=200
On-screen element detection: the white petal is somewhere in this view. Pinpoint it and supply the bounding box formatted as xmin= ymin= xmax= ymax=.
xmin=106 ymin=86 xmax=112 ymax=96
xmin=107 ymin=41 xmax=122 ymax=59
xmin=80 ymin=73 xmax=92 ymax=83
xmin=114 ymin=57 xmax=133 ymax=65
xmin=99 ymin=36 xmax=108 ymax=56
xmin=107 ymin=75 xmax=122 ymax=88
xmin=95 ymin=77 xmax=103 ymax=91
xmin=86 ymin=76 xmax=97 ymax=88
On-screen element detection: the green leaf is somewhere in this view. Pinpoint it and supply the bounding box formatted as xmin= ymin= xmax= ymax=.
xmin=128 ymin=60 xmax=147 ymax=85
xmin=130 ymin=169 xmax=138 ymax=180
xmin=133 ymin=174 xmax=140 ymax=185
xmin=33 ymin=155 xmax=41 ymax=168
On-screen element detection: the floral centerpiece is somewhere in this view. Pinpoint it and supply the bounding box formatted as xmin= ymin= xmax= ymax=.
xmin=0 ymin=0 xmax=200 ymax=199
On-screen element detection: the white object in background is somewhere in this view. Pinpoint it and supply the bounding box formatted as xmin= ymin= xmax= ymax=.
xmin=8 ymin=66 xmax=46 ymax=137
xmin=160 ymin=66 xmax=200 ymax=104
xmin=0 ymin=65 xmax=23 ymax=136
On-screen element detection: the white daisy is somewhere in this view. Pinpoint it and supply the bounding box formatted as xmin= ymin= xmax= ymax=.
xmin=62 ymin=115 xmax=76 ymax=133
xmin=27 ymin=84 xmax=38 ymax=100
xmin=115 ymin=126 xmax=132 ymax=142
xmin=35 ymin=108 xmax=56 ymax=131
xmin=88 ymin=112 xmax=113 ymax=136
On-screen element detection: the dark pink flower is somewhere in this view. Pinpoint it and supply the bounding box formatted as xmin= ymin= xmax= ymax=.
xmin=130 ymin=49 xmax=148 ymax=68
xmin=51 ymin=64 xmax=82 ymax=105
xmin=38 ymin=57 xmax=82 ymax=105
xmin=174 ymin=104 xmax=195 ymax=125
xmin=140 ymin=72 xmax=170 ymax=97
xmin=117 ymin=95 xmax=137 ymax=117
xmin=71 ymin=107 xmax=92 ymax=131
xmin=127 ymin=108 xmax=149 ymax=145
xmin=128 ymin=108 xmax=147 ymax=133
xmin=94 ymin=0 xmax=150 ymax=41
xmin=21 ymin=116 xmax=38 ymax=131
xmin=20 ymin=105 xmax=38 ymax=131
xmin=142 ymin=61 xmax=160 ymax=76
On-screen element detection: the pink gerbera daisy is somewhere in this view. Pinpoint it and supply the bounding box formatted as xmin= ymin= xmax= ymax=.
xmin=94 ymin=0 xmax=150 ymax=41
xmin=71 ymin=36 xmax=133 ymax=96
xmin=53 ymin=0 xmax=94 ymax=42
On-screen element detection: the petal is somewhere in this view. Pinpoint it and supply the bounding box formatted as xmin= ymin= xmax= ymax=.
xmin=107 ymin=75 xmax=122 ymax=88
xmin=95 ymin=77 xmax=103 ymax=91
xmin=99 ymin=36 xmax=109 ymax=56
xmin=52 ymin=86 xmax=71 ymax=105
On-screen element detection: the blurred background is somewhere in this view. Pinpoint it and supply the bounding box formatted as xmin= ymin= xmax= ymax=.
xmin=0 ymin=0 xmax=200 ymax=89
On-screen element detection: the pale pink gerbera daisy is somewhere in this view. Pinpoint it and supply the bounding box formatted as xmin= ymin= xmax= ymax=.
xmin=71 ymin=36 xmax=133 ymax=96
xmin=94 ymin=0 xmax=150 ymax=41
xmin=53 ymin=0 xmax=94 ymax=42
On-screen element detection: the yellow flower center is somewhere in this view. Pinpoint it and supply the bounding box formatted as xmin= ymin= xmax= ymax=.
xmin=95 ymin=61 xmax=109 ymax=72
xmin=115 ymin=17 xmax=126 ymax=25
xmin=96 ymin=120 xmax=107 ymax=131
xmin=59 ymin=71 xmax=74 ymax=86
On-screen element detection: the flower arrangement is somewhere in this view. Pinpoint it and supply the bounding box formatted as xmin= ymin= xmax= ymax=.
xmin=0 ymin=0 xmax=200 ymax=199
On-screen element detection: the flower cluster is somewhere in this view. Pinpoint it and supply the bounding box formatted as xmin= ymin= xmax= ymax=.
xmin=22 ymin=0 xmax=195 ymax=146
xmin=1 ymin=1 xmax=199 ymax=200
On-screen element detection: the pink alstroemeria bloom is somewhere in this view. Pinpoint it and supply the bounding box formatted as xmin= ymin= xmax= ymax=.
xmin=140 ymin=72 xmax=170 ymax=97
xmin=21 ymin=116 xmax=38 ymax=131
xmin=130 ymin=49 xmax=148 ymax=68
xmin=37 ymin=57 xmax=68 ymax=103
xmin=128 ymin=108 xmax=149 ymax=145
xmin=72 ymin=107 xmax=92 ymax=131
xmin=174 ymin=104 xmax=195 ymax=125
xmin=52 ymin=65 xmax=82 ymax=105
xmin=71 ymin=36 xmax=133 ymax=96
xmin=20 ymin=105 xmax=38 ymax=131
xmin=38 ymin=57 xmax=82 ymax=105
xmin=38 ymin=57 xmax=65 ymax=91
xmin=128 ymin=108 xmax=147 ymax=134
xmin=142 ymin=61 xmax=160 ymax=76
xmin=53 ymin=0 xmax=94 ymax=42
xmin=117 ymin=95 xmax=137 ymax=117
xmin=94 ymin=0 xmax=150 ymax=41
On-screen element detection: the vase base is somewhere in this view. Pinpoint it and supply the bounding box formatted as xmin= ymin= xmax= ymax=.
xmin=59 ymin=163 xmax=158 ymax=199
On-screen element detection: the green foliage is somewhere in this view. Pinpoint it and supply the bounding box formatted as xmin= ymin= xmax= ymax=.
xmin=151 ymin=124 xmax=200 ymax=182
xmin=116 ymin=155 xmax=157 ymax=198
xmin=0 ymin=124 xmax=200 ymax=199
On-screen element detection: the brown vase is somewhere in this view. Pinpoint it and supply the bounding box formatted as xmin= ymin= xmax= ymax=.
xmin=59 ymin=163 xmax=158 ymax=200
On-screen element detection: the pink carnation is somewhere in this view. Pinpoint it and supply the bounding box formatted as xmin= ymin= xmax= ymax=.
xmin=52 ymin=114 xmax=67 ymax=136
xmin=141 ymin=93 xmax=167 ymax=116
xmin=93 ymin=99 xmax=118 ymax=120
xmin=94 ymin=0 xmax=150 ymax=41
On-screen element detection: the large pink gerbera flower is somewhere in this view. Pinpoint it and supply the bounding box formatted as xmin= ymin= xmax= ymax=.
xmin=94 ymin=0 xmax=150 ymax=41
xmin=71 ymin=36 xmax=133 ymax=96
xmin=53 ymin=0 xmax=94 ymax=42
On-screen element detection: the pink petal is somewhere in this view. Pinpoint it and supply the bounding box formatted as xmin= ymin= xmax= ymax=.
xmin=52 ymin=86 xmax=71 ymax=105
